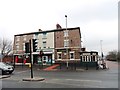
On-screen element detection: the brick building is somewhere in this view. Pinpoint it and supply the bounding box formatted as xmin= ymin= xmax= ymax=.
xmin=13 ymin=26 xmax=82 ymax=65
xmin=55 ymin=27 xmax=81 ymax=63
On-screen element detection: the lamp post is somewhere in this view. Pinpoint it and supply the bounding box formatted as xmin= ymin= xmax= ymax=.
xmin=100 ymin=40 xmax=106 ymax=69
xmin=65 ymin=15 xmax=69 ymax=69
xmin=100 ymin=40 xmax=103 ymax=60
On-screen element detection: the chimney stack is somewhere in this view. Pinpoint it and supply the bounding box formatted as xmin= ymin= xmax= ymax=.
xmin=81 ymin=47 xmax=86 ymax=51
xmin=56 ymin=23 xmax=62 ymax=29
xmin=38 ymin=29 xmax=42 ymax=31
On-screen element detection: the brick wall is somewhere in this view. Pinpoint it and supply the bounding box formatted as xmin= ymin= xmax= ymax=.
xmin=68 ymin=29 xmax=81 ymax=47
xmin=54 ymin=28 xmax=81 ymax=61
xmin=55 ymin=30 xmax=64 ymax=48
xmin=13 ymin=34 xmax=33 ymax=54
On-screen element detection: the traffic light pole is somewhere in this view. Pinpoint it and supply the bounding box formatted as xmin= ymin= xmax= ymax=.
xmin=29 ymin=39 xmax=33 ymax=78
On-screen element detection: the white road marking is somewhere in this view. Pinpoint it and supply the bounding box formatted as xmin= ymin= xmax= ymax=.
xmin=15 ymin=70 xmax=29 ymax=74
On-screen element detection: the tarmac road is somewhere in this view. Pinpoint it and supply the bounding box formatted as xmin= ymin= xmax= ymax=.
xmin=1 ymin=61 xmax=118 ymax=88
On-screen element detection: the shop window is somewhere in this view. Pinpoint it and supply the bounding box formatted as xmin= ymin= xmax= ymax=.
xmin=93 ymin=56 xmax=96 ymax=62
xmin=83 ymin=56 xmax=85 ymax=62
xmin=80 ymin=56 xmax=82 ymax=61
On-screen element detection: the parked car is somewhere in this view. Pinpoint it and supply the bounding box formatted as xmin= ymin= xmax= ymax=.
xmin=0 ymin=62 xmax=14 ymax=75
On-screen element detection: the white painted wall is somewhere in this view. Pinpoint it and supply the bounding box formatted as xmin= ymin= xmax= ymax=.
xmin=46 ymin=32 xmax=54 ymax=48
xmin=38 ymin=32 xmax=54 ymax=49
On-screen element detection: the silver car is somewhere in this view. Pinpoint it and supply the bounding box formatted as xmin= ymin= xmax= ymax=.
xmin=0 ymin=62 xmax=14 ymax=74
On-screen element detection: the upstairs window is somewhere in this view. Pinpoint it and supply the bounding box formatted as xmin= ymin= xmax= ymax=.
xmin=23 ymin=43 xmax=25 ymax=51
xmin=64 ymin=40 xmax=69 ymax=47
xmin=16 ymin=45 xmax=19 ymax=51
xmin=16 ymin=36 xmax=20 ymax=42
xmin=64 ymin=30 xmax=68 ymax=37
xmin=43 ymin=41 xmax=46 ymax=48
xmin=23 ymin=35 xmax=27 ymax=41
xmin=34 ymin=34 xmax=38 ymax=39
xmin=43 ymin=32 xmax=47 ymax=39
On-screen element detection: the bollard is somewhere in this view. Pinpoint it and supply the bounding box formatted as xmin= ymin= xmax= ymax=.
xmin=29 ymin=63 xmax=31 ymax=68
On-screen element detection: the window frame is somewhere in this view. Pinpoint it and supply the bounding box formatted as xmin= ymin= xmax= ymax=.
xmin=64 ymin=30 xmax=68 ymax=37
xmin=43 ymin=32 xmax=47 ymax=39
xmin=64 ymin=39 xmax=69 ymax=47
xmin=23 ymin=43 xmax=25 ymax=51
xmin=16 ymin=36 xmax=20 ymax=42
xmin=43 ymin=41 xmax=46 ymax=48
xmin=70 ymin=51 xmax=75 ymax=60
xmin=57 ymin=52 xmax=62 ymax=60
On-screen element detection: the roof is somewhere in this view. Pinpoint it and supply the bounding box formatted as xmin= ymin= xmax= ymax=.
xmin=14 ymin=27 xmax=80 ymax=36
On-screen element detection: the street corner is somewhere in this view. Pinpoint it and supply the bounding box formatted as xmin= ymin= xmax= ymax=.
xmin=22 ymin=77 xmax=45 ymax=81
xmin=0 ymin=75 xmax=11 ymax=79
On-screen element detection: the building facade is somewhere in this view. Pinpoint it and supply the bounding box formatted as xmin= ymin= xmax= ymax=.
xmin=55 ymin=27 xmax=81 ymax=63
xmin=13 ymin=33 xmax=33 ymax=64
xmin=13 ymin=27 xmax=82 ymax=65
xmin=79 ymin=51 xmax=99 ymax=68
xmin=37 ymin=31 xmax=55 ymax=65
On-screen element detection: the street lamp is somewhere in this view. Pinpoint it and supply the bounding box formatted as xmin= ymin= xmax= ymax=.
xmin=100 ymin=40 xmax=103 ymax=60
xmin=65 ymin=15 xmax=69 ymax=69
xmin=100 ymin=40 xmax=106 ymax=69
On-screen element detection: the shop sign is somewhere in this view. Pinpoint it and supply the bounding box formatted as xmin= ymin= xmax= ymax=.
xmin=82 ymin=53 xmax=91 ymax=55
xmin=92 ymin=53 xmax=97 ymax=55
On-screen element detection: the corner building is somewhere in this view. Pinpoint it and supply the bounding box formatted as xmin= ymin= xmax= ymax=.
xmin=13 ymin=27 xmax=81 ymax=65
xmin=55 ymin=27 xmax=81 ymax=63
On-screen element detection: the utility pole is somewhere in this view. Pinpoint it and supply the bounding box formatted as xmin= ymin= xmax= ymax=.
xmin=65 ymin=15 xmax=69 ymax=69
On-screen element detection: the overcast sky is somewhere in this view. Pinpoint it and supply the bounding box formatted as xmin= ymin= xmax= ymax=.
xmin=0 ymin=0 xmax=118 ymax=55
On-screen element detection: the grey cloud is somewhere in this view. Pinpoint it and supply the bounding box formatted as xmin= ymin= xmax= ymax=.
xmin=67 ymin=1 xmax=117 ymax=24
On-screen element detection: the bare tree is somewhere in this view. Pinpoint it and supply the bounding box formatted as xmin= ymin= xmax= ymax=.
xmin=106 ymin=50 xmax=119 ymax=61
xmin=0 ymin=38 xmax=12 ymax=57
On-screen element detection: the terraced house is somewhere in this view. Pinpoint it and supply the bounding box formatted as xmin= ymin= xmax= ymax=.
xmin=13 ymin=25 xmax=82 ymax=66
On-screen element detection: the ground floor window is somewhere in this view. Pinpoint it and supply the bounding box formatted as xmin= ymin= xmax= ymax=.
xmin=70 ymin=51 xmax=75 ymax=60
xmin=57 ymin=52 xmax=62 ymax=60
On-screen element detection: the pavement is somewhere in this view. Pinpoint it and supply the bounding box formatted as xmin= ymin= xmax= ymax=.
xmin=22 ymin=77 xmax=45 ymax=81
xmin=0 ymin=75 xmax=11 ymax=79
xmin=14 ymin=63 xmax=107 ymax=72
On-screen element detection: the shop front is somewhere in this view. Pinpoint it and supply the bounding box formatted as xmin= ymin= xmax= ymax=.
xmin=80 ymin=51 xmax=99 ymax=68
xmin=33 ymin=50 xmax=54 ymax=66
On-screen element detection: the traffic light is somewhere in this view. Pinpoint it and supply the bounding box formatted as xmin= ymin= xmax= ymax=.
xmin=39 ymin=50 xmax=44 ymax=58
xmin=25 ymin=42 xmax=30 ymax=53
xmin=32 ymin=39 xmax=38 ymax=52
